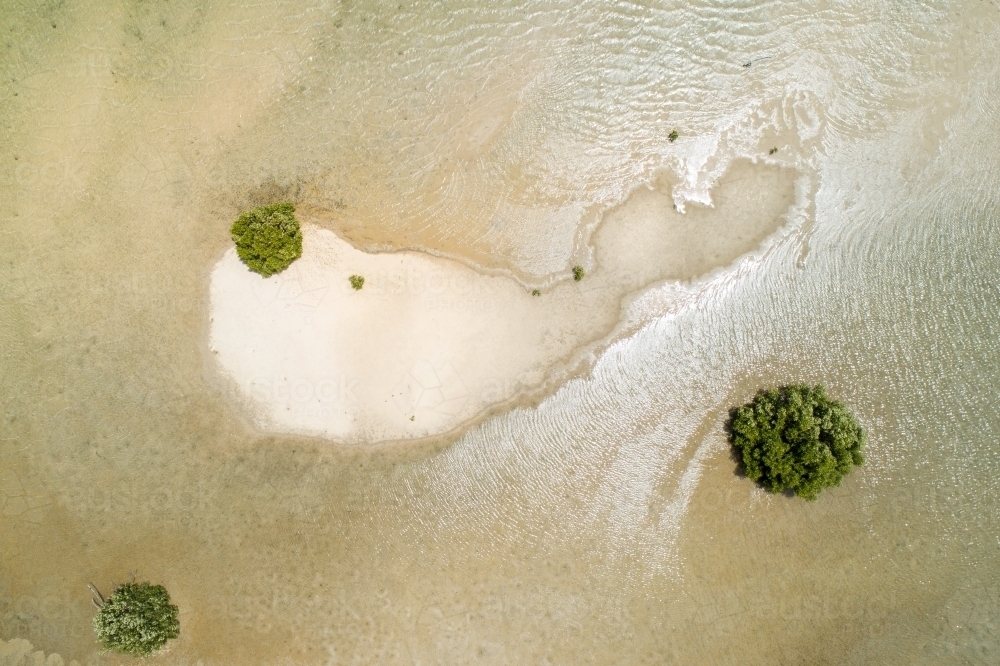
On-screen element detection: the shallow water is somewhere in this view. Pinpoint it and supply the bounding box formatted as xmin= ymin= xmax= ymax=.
xmin=2 ymin=1 xmax=1000 ymax=664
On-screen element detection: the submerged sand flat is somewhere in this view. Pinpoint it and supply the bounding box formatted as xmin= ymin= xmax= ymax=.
xmin=210 ymin=162 xmax=796 ymax=443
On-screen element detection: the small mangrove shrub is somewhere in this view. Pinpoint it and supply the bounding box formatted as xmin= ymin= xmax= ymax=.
xmin=531 ymin=289 xmax=541 ymax=296
xmin=349 ymin=275 xmax=365 ymax=290
xmin=668 ymin=130 xmax=679 ymax=143
xmin=769 ymin=146 xmax=779 ymax=155
xmin=92 ymin=582 xmax=180 ymax=657
xmin=230 ymin=202 xmax=302 ymax=277
xmin=572 ymin=266 xmax=585 ymax=281
xmin=727 ymin=384 xmax=865 ymax=500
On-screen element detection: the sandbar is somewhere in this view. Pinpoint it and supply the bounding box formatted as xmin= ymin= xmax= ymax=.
xmin=208 ymin=161 xmax=797 ymax=443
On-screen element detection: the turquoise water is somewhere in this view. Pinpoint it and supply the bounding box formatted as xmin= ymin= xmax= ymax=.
xmin=2 ymin=1 xmax=999 ymax=663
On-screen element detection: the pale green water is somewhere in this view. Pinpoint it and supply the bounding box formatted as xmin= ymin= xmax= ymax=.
xmin=2 ymin=1 xmax=1000 ymax=664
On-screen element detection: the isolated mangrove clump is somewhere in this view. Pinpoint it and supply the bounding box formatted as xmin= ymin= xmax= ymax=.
xmin=230 ymin=202 xmax=303 ymax=277
xmin=349 ymin=274 xmax=365 ymax=290
xmin=572 ymin=265 xmax=585 ymax=281
xmin=728 ymin=384 xmax=865 ymax=501
xmin=92 ymin=582 xmax=180 ymax=657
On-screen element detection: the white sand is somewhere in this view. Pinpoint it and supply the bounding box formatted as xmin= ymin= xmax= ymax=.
xmin=209 ymin=162 xmax=797 ymax=443
xmin=209 ymin=226 xmax=591 ymax=442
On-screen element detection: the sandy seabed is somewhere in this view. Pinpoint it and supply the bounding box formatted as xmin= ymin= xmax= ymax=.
xmin=7 ymin=3 xmax=999 ymax=664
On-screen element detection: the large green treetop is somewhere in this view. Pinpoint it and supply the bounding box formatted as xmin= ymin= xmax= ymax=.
xmin=728 ymin=384 xmax=865 ymax=500
xmin=230 ymin=202 xmax=303 ymax=277
xmin=92 ymin=582 xmax=180 ymax=657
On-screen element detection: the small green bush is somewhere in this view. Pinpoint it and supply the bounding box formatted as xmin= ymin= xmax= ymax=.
xmin=668 ymin=130 xmax=679 ymax=143
xmin=349 ymin=275 xmax=364 ymax=290
xmin=727 ymin=385 xmax=865 ymax=500
xmin=93 ymin=582 xmax=180 ymax=657
xmin=769 ymin=146 xmax=779 ymax=155
xmin=531 ymin=289 xmax=541 ymax=296
xmin=230 ymin=202 xmax=303 ymax=277
xmin=572 ymin=266 xmax=585 ymax=281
